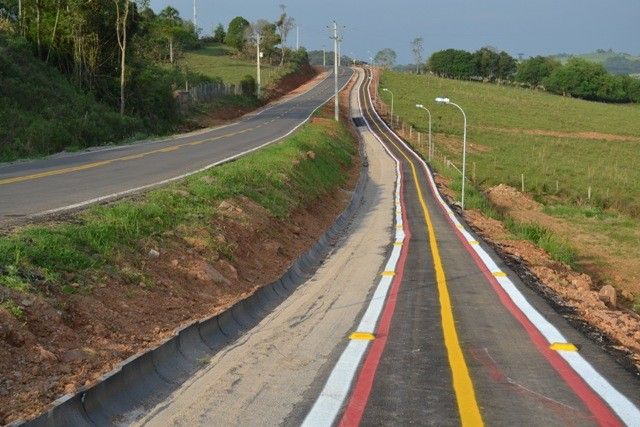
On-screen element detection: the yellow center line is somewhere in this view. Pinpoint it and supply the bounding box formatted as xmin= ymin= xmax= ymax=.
xmin=0 ymin=126 xmax=257 ymax=186
xmin=364 ymin=86 xmax=484 ymax=425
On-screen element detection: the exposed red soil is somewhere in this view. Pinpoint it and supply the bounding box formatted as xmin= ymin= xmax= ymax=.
xmin=0 ymin=78 xmax=359 ymax=425
xmin=433 ymin=174 xmax=640 ymax=371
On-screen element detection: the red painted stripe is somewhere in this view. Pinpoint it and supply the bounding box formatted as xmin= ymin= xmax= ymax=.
xmin=339 ymin=160 xmax=412 ymax=427
xmin=417 ymin=159 xmax=622 ymax=426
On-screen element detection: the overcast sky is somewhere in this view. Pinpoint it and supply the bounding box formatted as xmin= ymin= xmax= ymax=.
xmin=149 ymin=0 xmax=640 ymax=63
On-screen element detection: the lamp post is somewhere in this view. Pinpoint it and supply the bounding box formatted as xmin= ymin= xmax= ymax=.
xmin=435 ymin=97 xmax=467 ymax=210
xmin=382 ymin=88 xmax=394 ymax=122
xmin=415 ymin=104 xmax=432 ymax=162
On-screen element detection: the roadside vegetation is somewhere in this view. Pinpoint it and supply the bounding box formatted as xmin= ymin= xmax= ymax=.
xmin=0 ymin=2 xmax=310 ymax=161
xmin=378 ymin=70 xmax=640 ymax=306
xmin=0 ymin=109 xmax=354 ymax=297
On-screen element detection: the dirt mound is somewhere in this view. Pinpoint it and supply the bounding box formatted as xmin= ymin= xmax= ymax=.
xmin=487 ymin=184 xmax=542 ymax=213
xmin=455 ymin=184 xmax=640 ymax=372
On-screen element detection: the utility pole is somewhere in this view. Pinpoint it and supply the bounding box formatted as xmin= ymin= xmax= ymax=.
xmin=296 ymin=25 xmax=299 ymax=51
xmin=192 ymin=0 xmax=197 ymax=29
xmin=256 ymin=32 xmax=261 ymax=98
xmin=322 ymin=45 xmax=326 ymax=67
xmin=330 ymin=21 xmax=339 ymax=121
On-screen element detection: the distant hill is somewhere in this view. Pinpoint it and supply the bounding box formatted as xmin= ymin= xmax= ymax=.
xmin=551 ymin=49 xmax=640 ymax=75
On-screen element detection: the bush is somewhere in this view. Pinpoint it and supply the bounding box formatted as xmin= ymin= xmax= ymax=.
xmin=516 ymin=56 xmax=561 ymax=87
xmin=240 ymin=74 xmax=257 ymax=97
xmin=544 ymin=58 xmax=629 ymax=102
xmin=225 ymin=16 xmax=250 ymax=50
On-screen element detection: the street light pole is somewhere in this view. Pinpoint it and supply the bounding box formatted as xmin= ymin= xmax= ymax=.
xmin=416 ymin=104 xmax=432 ymax=162
xmin=256 ymin=32 xmax=261 ymax=98
xmin=436 ymin=97 xmax=468 ymax=209
xmin=331 ymin=21 xmax=339 ymax=121
xmin=382 ymin=88 xmax=394 ymax=122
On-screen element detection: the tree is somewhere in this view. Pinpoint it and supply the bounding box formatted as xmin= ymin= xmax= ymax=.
xmin=275 ymin=4 xmax=294 ymax=66
xmin=114 ymin=0 xmax=131 ymax=115
xmin=428 ymin=49 xmax=476 ymax=79
xmin=212 ymin=22 xmax=225 ymax=43
xmin=544 ymin=58 xmax=624 ymax=102
xmin=515 ymin=56 xmax=561 ymax=86
xmin=374 ymin=48 xmax=396 ymax=69
xmin=410 ymin=37 xmax=423 ymax=74
xmin=225 ymin=15 xmax=249 ymax=50
xmin=496 ymin=51 xmax=516 ymax=80
xmin=158 ymin=6 xmax=179 ymax=63
xmin=251 ymin=19 xmax=281 ymax=61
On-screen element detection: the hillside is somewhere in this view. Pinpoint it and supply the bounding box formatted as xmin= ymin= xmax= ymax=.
xmin=379 ymin=70 xmax=640 ymax=306
xmin=180 ymin=42 xmax=291 ymax=86
xmin=0 ymin=34 xmax=145 ymax=162
xmin=552 ymin=50 xmax=640 ymax=75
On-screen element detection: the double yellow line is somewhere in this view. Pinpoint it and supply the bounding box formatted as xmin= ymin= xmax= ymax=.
xmin=0 ymin=127 xmax=254 ymax=186
xmin=362 ymin=75 xmax=484 ymax=425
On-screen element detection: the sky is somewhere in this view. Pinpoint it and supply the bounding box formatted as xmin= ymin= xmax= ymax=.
xmin=149 ymin=0 xmax=640 ymax=64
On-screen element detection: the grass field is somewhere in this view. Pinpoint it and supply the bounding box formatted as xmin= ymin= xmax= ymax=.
xmin=0 ymin=109 xmax=355 ymax=297
xmin=378 ymin=70 xmax=640 ymax=301
xmin=379 ymin=71 xmax=640 ymax=216
xmin=179 ymin=43 xmax=293 ymax=87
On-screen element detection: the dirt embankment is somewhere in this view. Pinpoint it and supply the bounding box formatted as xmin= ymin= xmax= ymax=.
xmin=435 ymin=176 xmax=640 ymax=372
xmin=0 ymin=76 xmax=359 ymax=425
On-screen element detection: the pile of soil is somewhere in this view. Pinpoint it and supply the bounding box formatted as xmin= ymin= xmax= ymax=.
xmin=0 ymin=92 xmax=360 ymax=424
xmin=437 ymin=178 xmax=640 ymax=372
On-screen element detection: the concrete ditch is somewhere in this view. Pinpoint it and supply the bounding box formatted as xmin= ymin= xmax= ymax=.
xmin=20 ymin=129 xmax=368 ymax=427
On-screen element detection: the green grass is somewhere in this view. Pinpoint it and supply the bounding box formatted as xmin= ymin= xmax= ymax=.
xmin=0 ymin=34 xmax=145 ymax=162
xmin=383 ymin=70 xmax=640 ymax=301
xmin=0 ymin=113 xmax=355 ymax=293
xmin=380 ymin=71 xmax=640 ymax=217
xmin=0 ymin=299 xmax=24 ymax=319
xmin=178 ymin=42 xmax=292 ymax=87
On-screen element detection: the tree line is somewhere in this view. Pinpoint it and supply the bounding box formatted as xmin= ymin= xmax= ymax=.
xmin=0 ymin=1 xmax=307 ymax=122
xmin=426 ymin=48 xmax=640 ymax=104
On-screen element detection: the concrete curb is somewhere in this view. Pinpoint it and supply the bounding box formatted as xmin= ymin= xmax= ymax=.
xmin=21 ymin=131 xmax=369 ymax=427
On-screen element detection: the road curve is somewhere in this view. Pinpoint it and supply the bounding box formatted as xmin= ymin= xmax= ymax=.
xmin=304 ymin=67 xmax=640 ymax=426
xmin=0 ymin=68 xmax=353 ymax=225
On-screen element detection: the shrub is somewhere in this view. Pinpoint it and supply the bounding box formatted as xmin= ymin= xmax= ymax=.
xmin=240 ymin=74 xmax=256 ymax=97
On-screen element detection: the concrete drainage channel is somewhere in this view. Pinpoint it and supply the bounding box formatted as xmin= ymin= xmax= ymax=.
xmin=20 ymin=141 xmax=369 ymax=427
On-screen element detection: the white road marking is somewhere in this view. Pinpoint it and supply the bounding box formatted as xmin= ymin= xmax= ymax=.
xmin=303 ymin=68 xmax=405 ymax=427
xmin=366 ymin=75 xmax=640 ymax=426
xmin=30 ymin=71 xmax=353 ymax=219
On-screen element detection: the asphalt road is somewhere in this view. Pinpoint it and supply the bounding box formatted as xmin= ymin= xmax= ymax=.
xmin=312 ymin=67 xmax=640 ymax=426
xmin=0 ymin=68 xmax=352 ymax=225
xmin=129 ymin=68 xmax=640 ymax=427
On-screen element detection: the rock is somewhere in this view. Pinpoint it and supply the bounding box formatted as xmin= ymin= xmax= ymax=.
xmin=171 ymin=259 xmax=179 ymax=267
xmin=202 ymin=264 xmax=231 ymax=286
xmin=291 ymin=225 xmax=302 ymax=235
xmin=20 ymin=299 xmax=33 ymax=307
xmin=598 ymin=285 xmax=617 ymax=308
xmin=218 ymin=260 xmax=238 ymax=281
xmin=148 ymin=249 xmax=160 ymax=258
xmin=292 ymin=159 xmax=300 ymax=166
xmin=218 ymin=201 xmax=234 ymax=211
xmin=61 ymin=349 xmax=87 ymax=363
xmin=70 ymin=282 xmax=81 ymax=289
xmin=306 ymin=150 xmax=316 ymax=160
xmin=263 ymin=240 xmax=283 ymax=255
xmin=35 ymin=345 xmax=58 ymax=364
xmin=64 ymin=383 xmax=76 ymax=394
